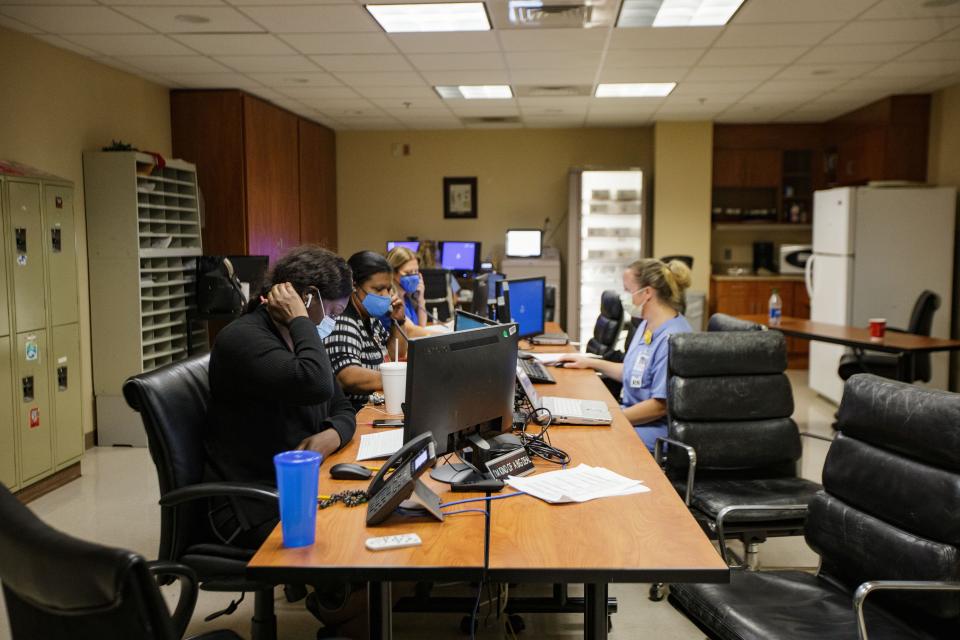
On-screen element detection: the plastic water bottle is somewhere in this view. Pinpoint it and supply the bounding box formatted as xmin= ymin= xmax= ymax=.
xmin=768 ymin=288 xmax=782 ymax=326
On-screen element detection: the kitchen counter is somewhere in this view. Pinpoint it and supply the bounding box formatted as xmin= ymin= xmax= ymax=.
xmin=711 ymin=275 xmax=805 ymax=282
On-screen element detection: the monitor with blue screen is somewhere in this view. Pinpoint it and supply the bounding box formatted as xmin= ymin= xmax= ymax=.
xmin=440 ymin=241 xmax=480 ymax=272
xmin=386 ymin=240 xmax=420 ymax=253
xmin=454 ymin=310 xmax=499 ymax=332
xmin=502 ymin=277 xmax=545 ymax=338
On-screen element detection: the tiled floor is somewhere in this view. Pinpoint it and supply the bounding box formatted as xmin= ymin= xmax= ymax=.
xmin=0 ymin=371 xmax=835 ymax=640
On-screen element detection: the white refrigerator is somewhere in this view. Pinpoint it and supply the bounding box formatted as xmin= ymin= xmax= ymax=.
xmin=806 ymin=185 xmax=956 ymax=404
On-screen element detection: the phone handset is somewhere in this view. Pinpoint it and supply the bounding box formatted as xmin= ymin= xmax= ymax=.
xmin=366 ymin=432 xmax=442 ymax=526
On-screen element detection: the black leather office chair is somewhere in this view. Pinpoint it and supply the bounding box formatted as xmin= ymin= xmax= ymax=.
xmin=670 ymin=374 xmax=960 ymax=640
xmin=838 ymin=290 xmax=941 ymax=383
xmin=544 ymin=284 xmax=556 ymax=323
xmin=706 ymin=312 xmax=763 ymax=332
xmin=0 ymin=483 xmax=241 ymax=640
xmin=421 ymin=268 xmax=452 ymax=322
xmin=123 ymin=355 xmax=279 ymax=640
xmin=659 ymin=255 xmax=694 ymax=269
xmin=586 ymin=290 xmax=625 ymax=358
xmin=656 ymin=330 xmax=821 ymax=574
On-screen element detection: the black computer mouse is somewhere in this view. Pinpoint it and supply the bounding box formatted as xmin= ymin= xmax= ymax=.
xmin=329 ymin=463 xmax=373 ymax=480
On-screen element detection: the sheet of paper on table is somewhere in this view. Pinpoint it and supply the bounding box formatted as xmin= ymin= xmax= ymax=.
xmin=506 ymin=464 xmax=649 ymax=504
xmin=357 ymin=429 xmax=404 ymax=461
xmin=530 ymin=352 xmax=601 ymax=364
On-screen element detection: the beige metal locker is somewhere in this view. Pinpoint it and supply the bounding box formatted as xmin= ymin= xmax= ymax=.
xmin=15 ymin=330 xmax=51 ymax=483
xmin=43 ymin=184 xmax=79 ymax=326
xmin=0 ymin=336 xmax=17 ymax=489
xmin=51 ymin=323 xmax=82 ymax=466
xmin=0 ymin=208 xmax=9 ymax=339
xmin=7 ymin=181 xmax=47 ymax=331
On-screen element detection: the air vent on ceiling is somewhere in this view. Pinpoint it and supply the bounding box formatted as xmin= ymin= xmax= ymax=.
xmin=460 ymin=116 xmax=523 ymax=127
xmin=510 ymin=2 xmax=594 ymax=27
xmin=515 ymin=85 xmax=592 ymax=97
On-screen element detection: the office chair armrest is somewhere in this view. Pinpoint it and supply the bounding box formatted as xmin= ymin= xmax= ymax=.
xmin=159 ymin=482 xmax=279 ymax=508
xmin=147 ymin=561 xmax=199 ymax=639
xmin=715 ymin=504 xmax=809 ymax=567
xmin=853 ymin=581 xmax=960 ymax=640
xmin=654 ymin=437 xmax=697 ymax=506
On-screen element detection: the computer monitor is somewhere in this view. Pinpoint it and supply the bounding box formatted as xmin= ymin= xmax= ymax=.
xmin=505 ymin=229 xmax=543 ymax=258
xmin=439 ymin=241 xmax=480 ymax=272
xmin=469 ymin=272 xmax=504 ymax=317
xmin=500 ymin=277 xmax=545 ymax=338
xmin=225 ymin=255 xmax=269 ymax=302
xmin=454 ymin=309 xmax=499 ymax=332
xmin=403 ymin=323 xmax=519 ymax=484
xmin=386 ymin=240 xmax=420 ymax=253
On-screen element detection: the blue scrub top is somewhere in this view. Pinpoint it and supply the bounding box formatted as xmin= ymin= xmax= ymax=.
xmin=403 ymin=295 xmax=419 ymax=325
xmin=621 ymin=314 xmax=692 ymax=451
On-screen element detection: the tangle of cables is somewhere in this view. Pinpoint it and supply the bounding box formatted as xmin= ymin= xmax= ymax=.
xmin=513 ymin=401 xmax=570 ymax=466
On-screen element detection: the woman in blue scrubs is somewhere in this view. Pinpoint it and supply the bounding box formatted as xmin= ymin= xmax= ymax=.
xmin=559 ymin=258 xmax=692 ymax=450
xmin=387 ymin=245 xmax=427 ymax=327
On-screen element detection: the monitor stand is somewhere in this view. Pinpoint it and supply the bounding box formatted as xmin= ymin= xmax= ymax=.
xmin=429 ymin=432 xmax=522 ymax=484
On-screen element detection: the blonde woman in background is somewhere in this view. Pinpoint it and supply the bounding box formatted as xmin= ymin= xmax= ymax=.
xmin=417 ymin=240 xmax=461 ymax=307
xmin=386 ymin=245 xmax=427 ymax=327
xmin=558 ymin=258 xmax=693 ymax=450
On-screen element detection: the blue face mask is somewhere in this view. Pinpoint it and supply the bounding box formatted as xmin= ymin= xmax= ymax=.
xmin=306 ymin=292 xmax=337 ymax=340
xmin=361 ymin=291 xmax=393 ymax=318
xmin=399 ymin=274 xmax=420 ymax=295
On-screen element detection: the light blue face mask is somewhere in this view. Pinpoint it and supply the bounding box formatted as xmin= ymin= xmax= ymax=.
xmin=399 ymin=274 xmax=420 ymax=295
xmin=306 ymin=292 xmax=337 ymax=340
xmin=361 ymin=290 xmax=393 ymax=318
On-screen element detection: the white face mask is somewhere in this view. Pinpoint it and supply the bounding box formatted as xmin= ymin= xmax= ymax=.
xmin=306 ymin=292 xmax=337 ymax=340
xmin=622 ymin=286 xmax=647 ymax=319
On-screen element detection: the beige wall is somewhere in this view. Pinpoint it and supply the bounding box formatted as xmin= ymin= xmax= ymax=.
xmin=336 ymin=128 xmax=653 ymax=268
xmin=0 ymin=28 xmax=172 ymax=435
xmin=652 ymin=121 xmax=713 ymax=292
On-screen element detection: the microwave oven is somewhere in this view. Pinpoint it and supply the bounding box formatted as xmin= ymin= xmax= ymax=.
xmin=779 ymin=244 xmax=812 ymax=274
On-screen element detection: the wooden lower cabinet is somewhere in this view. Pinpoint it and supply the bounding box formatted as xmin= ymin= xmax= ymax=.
xmin=710 ymin=278 xmax=810 ymax=368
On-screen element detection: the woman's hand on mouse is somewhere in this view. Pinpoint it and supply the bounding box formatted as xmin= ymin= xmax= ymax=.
xmin=296 ymin=429 xmax=341 ymax=458
xmin=555 ymin=354 xmax=594 ymax=369
xmin=266 ymin=282 xmax=309 ymax=326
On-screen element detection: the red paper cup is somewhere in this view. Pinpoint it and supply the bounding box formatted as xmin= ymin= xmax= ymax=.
xmin=869 ymin=318 xmax=886 ymax=341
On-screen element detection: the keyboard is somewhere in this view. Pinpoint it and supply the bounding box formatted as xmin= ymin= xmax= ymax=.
xmin=520 ymin=358 xmax=556 ymax=384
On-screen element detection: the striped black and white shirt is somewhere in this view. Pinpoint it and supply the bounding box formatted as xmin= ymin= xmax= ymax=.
xmin=324 ymin=301 xmax=388 ymax=410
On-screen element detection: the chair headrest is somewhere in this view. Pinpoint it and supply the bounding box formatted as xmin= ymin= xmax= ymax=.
xmin=837 ymin=374 xmax=960 ymax=473
xmin=707 ymin=313 xmax=763 ymax=332
xmin=599 ymin=290 xmax=623 ymax=320
xmin=669 ymin=331 xmax=787 ymax=377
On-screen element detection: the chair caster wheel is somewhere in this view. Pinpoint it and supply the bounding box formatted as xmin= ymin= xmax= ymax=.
xmin=460 ymin=615 xmax=478 ymax=635
xmin=649 ymin=583 xmax=666 ymax=602
xmin=507 ymin=614 xmax=526 ymax=633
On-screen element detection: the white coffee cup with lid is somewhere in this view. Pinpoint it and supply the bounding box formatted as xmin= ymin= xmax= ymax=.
xmin=380 ymin=362 xmax=407 ymax=415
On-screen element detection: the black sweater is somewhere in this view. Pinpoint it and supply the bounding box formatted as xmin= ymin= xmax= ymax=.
xmin=205 ymin=306 xmax=356 ymax=485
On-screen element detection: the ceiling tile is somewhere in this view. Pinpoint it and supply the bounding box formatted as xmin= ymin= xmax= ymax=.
xmin=774 ymin=63 xmax=877 ymax=80
xmin=33 ymin=35 xmax=100 ymax=57
xmin=753 ymin=78 xmax=846 ymax=94
xmin=610 ymin=27 xmax=722 ymax=49
xmin=240 ymin=5 xmax=378 ymax=33
xmin=524 ymin=119 xmax=588 ymax=129
xmin=420 ymin=69 xmax=510 ymax=85
xmin=598 ymin=67 xmax=687 ymax=82
xmin=586 ymin=115 xmax=653 ymax=127
xmin=774 ymin=110 xmax=839 ymax=123
xmin=684 ymin=65 xmax=782 ymax=81
xmin=733 ymin=0 xmax=875 ymax=23
xmin=510 ymin=68 xmax=599 ymax=84
xmin=940 ymin=25 xmax=960 ymax=40
xmin=0 ymin=6 xmax=151 ymax=33
xmin=447 ymin=102 xmax=519 ymax=116
xmin=93 ymin=56 xmax=153 ymax=76
xmin=62 ymin=34 xmax=195 ymax=56
xmin=214 ymin=55 xmax=320 ymax=73
xmin=700 ymin=46 xmax=807 ymax=66
xmin=335 ymin=71 xmax=427 ymax=86
xmin=603 ymin=48 xmax=704 ymax=68
xmin=900 ymin=40 xmax=960 ymax=62
xmin=277 ymin=86 xmax=360 ymax=99
xmin=408 ymin=52 xmax=504 ymax=71
xmin=0 ymin=14 xmax=41 ymax=33
xmin=588 ymin=97 xmax=664 ymax=113
xmin=835 ymin=76 xmax=930 ymax=92
xmin=369 ymin=95 xmax=446 ymax=109
xmin=390 ymin=32 xmax=500 ymax=53
xmin=716 ymin=23 xmax=841 ymax=47
xmin=112 ymin=6 xmax=262 ymax=33
xmin=505 ymin=50 xmax=601 ymax=70
xmin=354 ymin=86 xmax=438 ymax=98
xmin=161 ymin=72 xmax=262 ymax=88
xmin=662 ymin=94 xmax=738 ymax=107
xmin=99 ymin=0 xmax=225 ymax=4
xmin=172 ymin=34 xmax=296 ymax=55
xmin=119 ymin=55 xmax=231 ymax=74
xmin=797 ymin=43 xmax=914 ymax=63
xmin=499 ymin=28 xmax=608 ymax=52
xmin=280 ymin=33 xmax=397 ymax=55
xmin=911 ymin=73 xmax=960 ymax=91
xmin=655 ymin=109 xmax=725 ymax=121
xmin=246 ymin=71 xmax=342 ymax=87
xmin=310 ymin=54 xmax=413 ymax=72
xmin=717 ymin=106 xmax=790 ymax=122
xmin=377 ymin=105 xmax=450 ymax=116
xmin=672 ymin=80 xmax=760 ymax=96
xmin=227 ymin=0 xmax=350 ymax=4
xmin=0 ymin=0 xmax=96 ymax=4
xmin=810 ymin=90 xmax=888 ymax=105
xmin=824 ymin=18 xmax=960 ymax=44
xmin=868 ymin=59 xmax=960 ymax=77
xmin=860 ymin=0 xmax=960 ymax=20
xmin=300 ymin=97 xmax=378 ymax=112
xmin=518 ymin=96 xmax=591 ymax=113
xmin=736 ymin=93 xmax=811 ymax=107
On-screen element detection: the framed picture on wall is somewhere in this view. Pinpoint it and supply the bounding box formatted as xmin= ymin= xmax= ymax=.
xmin=443 ymin=177 xmax=477 ymax=219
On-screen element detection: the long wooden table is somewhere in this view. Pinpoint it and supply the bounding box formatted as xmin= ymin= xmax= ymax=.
xmin=739 ymin=314 xmax=960 ymax=381
xmin=248 ymin=324 xmax=728 ymax=639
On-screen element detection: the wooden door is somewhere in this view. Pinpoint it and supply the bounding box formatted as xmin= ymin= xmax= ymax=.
xmin=298 ymin=119 xmax=338 ymax=251
xmin=743 ymin=149 xmax=782 ymax=187
xmin=243 ymin=95 xmax=300 ymax=263
xmin=713 ymin=149 xmax=746 ymax=187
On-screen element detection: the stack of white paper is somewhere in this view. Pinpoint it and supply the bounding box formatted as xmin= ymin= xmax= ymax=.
xmin=356 ymin=430 xmax=404 ymax=461
xmin=505 ymin=464 xmax=649 ymax=504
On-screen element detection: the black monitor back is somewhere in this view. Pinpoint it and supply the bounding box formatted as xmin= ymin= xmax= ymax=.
xmin=403 ymin=323 xmax=519 ymax=455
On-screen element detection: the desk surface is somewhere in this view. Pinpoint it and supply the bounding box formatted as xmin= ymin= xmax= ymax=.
xmin=739 ymin=315 xmax=960 ymax=354
xmin=489 ymin=340 xmax=728 ymax=583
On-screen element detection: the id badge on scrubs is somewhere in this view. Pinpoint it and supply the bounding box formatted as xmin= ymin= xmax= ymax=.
xmin=630 ymin=352 xmax=649 ymax=388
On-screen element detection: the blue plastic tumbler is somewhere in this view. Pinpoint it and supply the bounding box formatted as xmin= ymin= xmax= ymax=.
xmin=274 ymin=450 xmax=322 ymax=548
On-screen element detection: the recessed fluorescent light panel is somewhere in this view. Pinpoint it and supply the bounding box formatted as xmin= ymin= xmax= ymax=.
xmin=595 ymin=82 xmax=676 ymax=97
xmin=617 ymin=0 xmax=745 ymax=27
xmin=436 ymin=85 xmax=514 ymax=99
xmin=366 ymin=3 xmax=491 ymax=33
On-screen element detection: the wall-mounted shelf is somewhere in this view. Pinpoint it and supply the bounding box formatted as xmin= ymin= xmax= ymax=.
xmin=713 ymin=223 xmax=812 ymax=232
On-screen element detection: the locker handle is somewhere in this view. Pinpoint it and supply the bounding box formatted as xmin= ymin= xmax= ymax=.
xmin=57 ymin=366 xmax=68 ymax=391
xmin=22 ymin=376 xmax=34 ymax=402
xmin=15 ymin=227 xmax=26 ymax=253
xmin=51 ymin=228 xmax=62 ymax=253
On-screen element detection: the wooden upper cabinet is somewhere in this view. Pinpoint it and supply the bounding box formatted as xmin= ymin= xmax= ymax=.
xmin=298 ymin=119 xmax=338 ymax=251
xmin=713 ymin=149 xmax=746 ymax=187
xmin=743 ymin=149 xmax=782 ymax=187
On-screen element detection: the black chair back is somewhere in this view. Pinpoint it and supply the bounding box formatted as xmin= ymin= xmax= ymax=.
xmin=817 ymin=374 xmax=960 ymax=627
xmin=421 ymin=268 xmax=452 ymax=321
xmin=667 ymin=331 xmax=800 ymax=476
xmin=544 ymin=284 xmax=556 ymax=323
xmin=706 ymin=312 xmax=763 ymax=332
xmin=586 ymin=290 xmax=624 ymax=357
xmin=0 ymin=484 xmax=177 ymax=640
xmin=123 ymin=355 xmax=212 ymax=564
xmin=659 ymin=255 xmax=694 ymax=268
xmin=907 ymin=289 xmax=941 ymax=382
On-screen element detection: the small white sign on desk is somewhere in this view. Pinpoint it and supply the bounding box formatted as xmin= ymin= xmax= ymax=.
xmin=357 ymin=429 xmax=404 ymax=461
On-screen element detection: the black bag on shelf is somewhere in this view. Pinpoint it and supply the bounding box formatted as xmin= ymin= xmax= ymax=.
xmin=196 ymin=256 xmax=246 ymax=315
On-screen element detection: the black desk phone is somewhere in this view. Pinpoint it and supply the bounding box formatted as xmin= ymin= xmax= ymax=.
xmin=366 ymin=432 xmax=444 ymax=526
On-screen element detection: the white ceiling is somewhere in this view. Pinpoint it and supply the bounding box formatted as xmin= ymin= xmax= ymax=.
xmin=3 ymin=0 xmax=960 ymax=130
